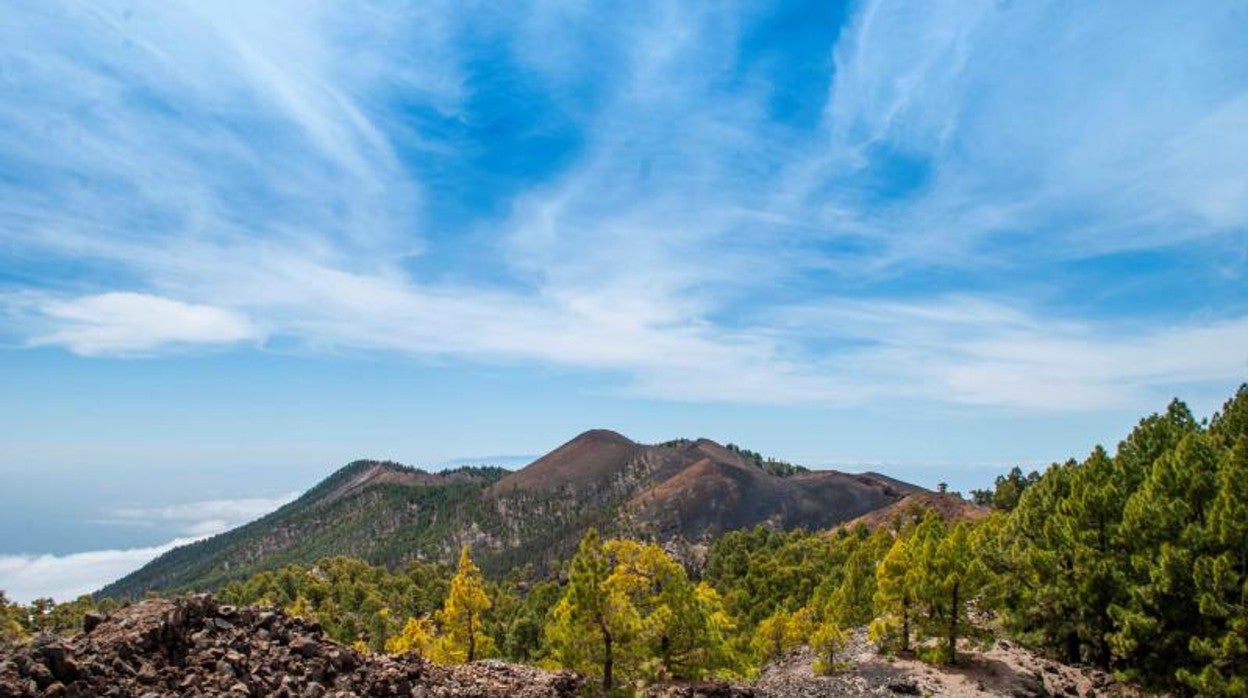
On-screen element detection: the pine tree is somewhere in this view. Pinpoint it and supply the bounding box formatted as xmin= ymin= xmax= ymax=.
xmin=1113 ymin=399 xmax=1199 ymax=499
xmin=751 ymin=606 xmax=814 ymax=664
xmin=0 ymin=591 xmax=26 ymax=641
xmin=912 ymin=517 xmax=983 ymax=664
xmin=998 ymin=460 xmax=1085 ymax=662
xmin=1180 ymin=435 xmax=1248 ymax=695
xmin=607 ymin=538 xmax=739 ymax=680
xmin=1110 ymin=432 xmax=1220 ymax=684
xmin=1208 ymin=384 xmax=1248 ymax=450
xmin=966 ymin=512 xmax=1008 ymax=613
xmin=436 ymin=546 xmax=495 ymax=663
xmin=386 ymin=615 xmax=437 ymax=656
xmin=285 ymin=596 xmax=315 ymax=620
xmin=546 ymin=529 xmax=639 ymax=690
xmin=870 ymin=536 xmax=914 ymax=653
xmin=829 ymin=530 xmax=889 ymax=627
xmin=688 ymin=581 xmax=742 ymax=677
xmin=810 ymin=618 xmax=850 ymax=675
xmin=1060 ymin=445 xmax=1132 ymax=667
xmin=503 ymin=579 xmax=560 ymax=663
xmin=972 ymin=466 xmax=1040 ymax=511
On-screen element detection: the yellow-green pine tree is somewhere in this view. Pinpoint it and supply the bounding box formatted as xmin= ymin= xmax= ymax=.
xmin=436 ymin=546 xmax=495 ymax=663
xmin=810 ymin=618 xmax=849 ymax=675
xmin=386 ymin=615 xmax=438 ymax=656
xmin=0 ymin=591 xmax=26 ymax=641
xmin=751 ymin=606 xmax=813 ymax=664
xmin=604 ymin=539 xmax=736 ymax=680
xmin=870 ymin=536 xmax=913 ymax=653
xmin=285 ymin=595 xmax=315 ymax=620
xmin=546 ymin=529 xmax=640 ymax=690
xmin=912 ymin=518 xmax=983 ymax=665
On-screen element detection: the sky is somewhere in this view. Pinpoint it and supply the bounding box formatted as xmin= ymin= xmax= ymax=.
xmin=1 ymin=0 xmax=1247 ymax=602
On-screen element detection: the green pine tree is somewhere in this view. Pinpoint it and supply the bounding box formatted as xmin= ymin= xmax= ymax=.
xmin=870 ymin=536 xmax=914 ymax=653
xmin=1180 ymin=419 xmax=1248 ymax=694
xmin=546 ymin=529 xmax=637 ymax=691
xmin=1110 ymin=432 xmax=1220 ymax=685
xmin=912 ymin=518 xmax=983 ymax=665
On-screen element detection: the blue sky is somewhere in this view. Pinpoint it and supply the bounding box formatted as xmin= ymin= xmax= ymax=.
xmin=1 ymin=0 xmax=1247 ymax=600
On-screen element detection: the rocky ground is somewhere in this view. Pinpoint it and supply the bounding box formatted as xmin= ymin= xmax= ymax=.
xmin=0 ymin=598 xmax=1145 ymax=698
xmin=0 ymin=596 xmax=579 ymax=698
xmin=650 ymin=629 xmax=1143 ymax=698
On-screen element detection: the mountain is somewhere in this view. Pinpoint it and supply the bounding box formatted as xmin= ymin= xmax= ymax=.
xmin=101 ymin=430 xmax=921 ymax=599
xmin=842 ymin=491 xmax=989 ymax=530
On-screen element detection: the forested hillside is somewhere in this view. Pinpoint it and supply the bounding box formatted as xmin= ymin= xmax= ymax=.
xmin=5 ymin=385 xmax=1246 ymax=695
xmin=983 ymin=386 xmax=1248 ymax=694
xmin=101 ymin=432 xmax=913 ymax=599
xmin=98 ymin=463 xmax=511 ymax=598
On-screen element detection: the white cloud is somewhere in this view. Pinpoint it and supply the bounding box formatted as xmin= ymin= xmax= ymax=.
xmin=0 ymin=536 xmax=200 ymax=604
xmin=0 ymin=1 xmax=1244 ymax=413
xmin=24 ymin=292 xmax=262 ymax=355
xmin=781 ymin=296 xmax=1248 ymax=410
xmin=0 ymin=492 xmax=298 ymax=603
xmin=812 ymin=0 xmax=1248 ymax=265
xmin=100 ymin=492 xmax=298 ymax=535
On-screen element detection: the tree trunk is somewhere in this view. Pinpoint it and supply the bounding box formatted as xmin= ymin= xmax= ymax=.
xmin=1065 ymin=630 xmax=1080 ymax=665
xmin=602 ymin=627 xmax=614 ymax=691
xmin=467 ymin=610 xmax=476 ymax=662
xmin=902 ymin=594 xmax=911 ymax=652
xmin=661 ymin=634 xmax=671 ymax=676
xmin=947 ymin=581 xmax=959 ymax=665
xmin=1096 ymin=605 xmax=1112 ymax=669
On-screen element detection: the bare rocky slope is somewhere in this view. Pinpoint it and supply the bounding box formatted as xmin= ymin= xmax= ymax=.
xmin=103 ymin=430 xmax=920 ymax=598
xmin=0 ymin=596 xmax=579 ymax=698
xmin=843 ymin=492 xmax=989 ymax=531
xmin=750 ymin=629 xmax=1141 ymax=698
xmin=647 ymin=629 xmax=1142 ymax=697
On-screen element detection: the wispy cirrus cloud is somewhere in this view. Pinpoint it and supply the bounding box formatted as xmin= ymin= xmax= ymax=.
xmin=774 ymin=296 xmax=1248 ymax=410
xmin=812 ymin=0 xmax=1248 ymax=266
xmin=1 ymin=0 xmax=1245 ymax=412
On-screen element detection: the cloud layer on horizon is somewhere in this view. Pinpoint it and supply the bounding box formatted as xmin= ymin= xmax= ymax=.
xmin=2 ymin=0 xmax=1246 ymax=411
xmin=0 ymin=492 xmax=297 ymax=603
xmin=0 ymin=537 xmax=202 ymax=604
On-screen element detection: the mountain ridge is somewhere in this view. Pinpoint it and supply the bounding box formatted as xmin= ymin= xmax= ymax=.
xmin=100 ymin=430 xmax=925 ymax=599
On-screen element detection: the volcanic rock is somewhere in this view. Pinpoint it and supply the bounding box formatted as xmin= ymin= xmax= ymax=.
xmin=0 ymin=595 xmax=580 ymax=698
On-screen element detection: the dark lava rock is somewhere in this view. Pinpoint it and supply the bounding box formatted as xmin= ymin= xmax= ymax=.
xmin=646 ymin=680 xmax=757 ymax=696
xmin=0 ymin=595 xmax=581 ymax=698
xmin=887 ymin=680 xmax=921 ymax=694
xmin=80 ymin=614 xmax=105 ymax=635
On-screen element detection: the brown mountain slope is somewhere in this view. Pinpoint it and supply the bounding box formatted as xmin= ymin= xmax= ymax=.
xmin=843 ymin=491 xmax=989 ymax=530
xmin=491 ymin=430 xmax=917 ymax=544
xmin=487 ymin=429 xmax=643 ymax=496
xmin=626 ymin=459 xmax=909 ymax=537
xmin=103 ymin=430 xmax=922 ymax=597
xmin=317 ymin=460 xmax=488 ymax=507
xmin=859 ymin=471 xmax=927 ymax=496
